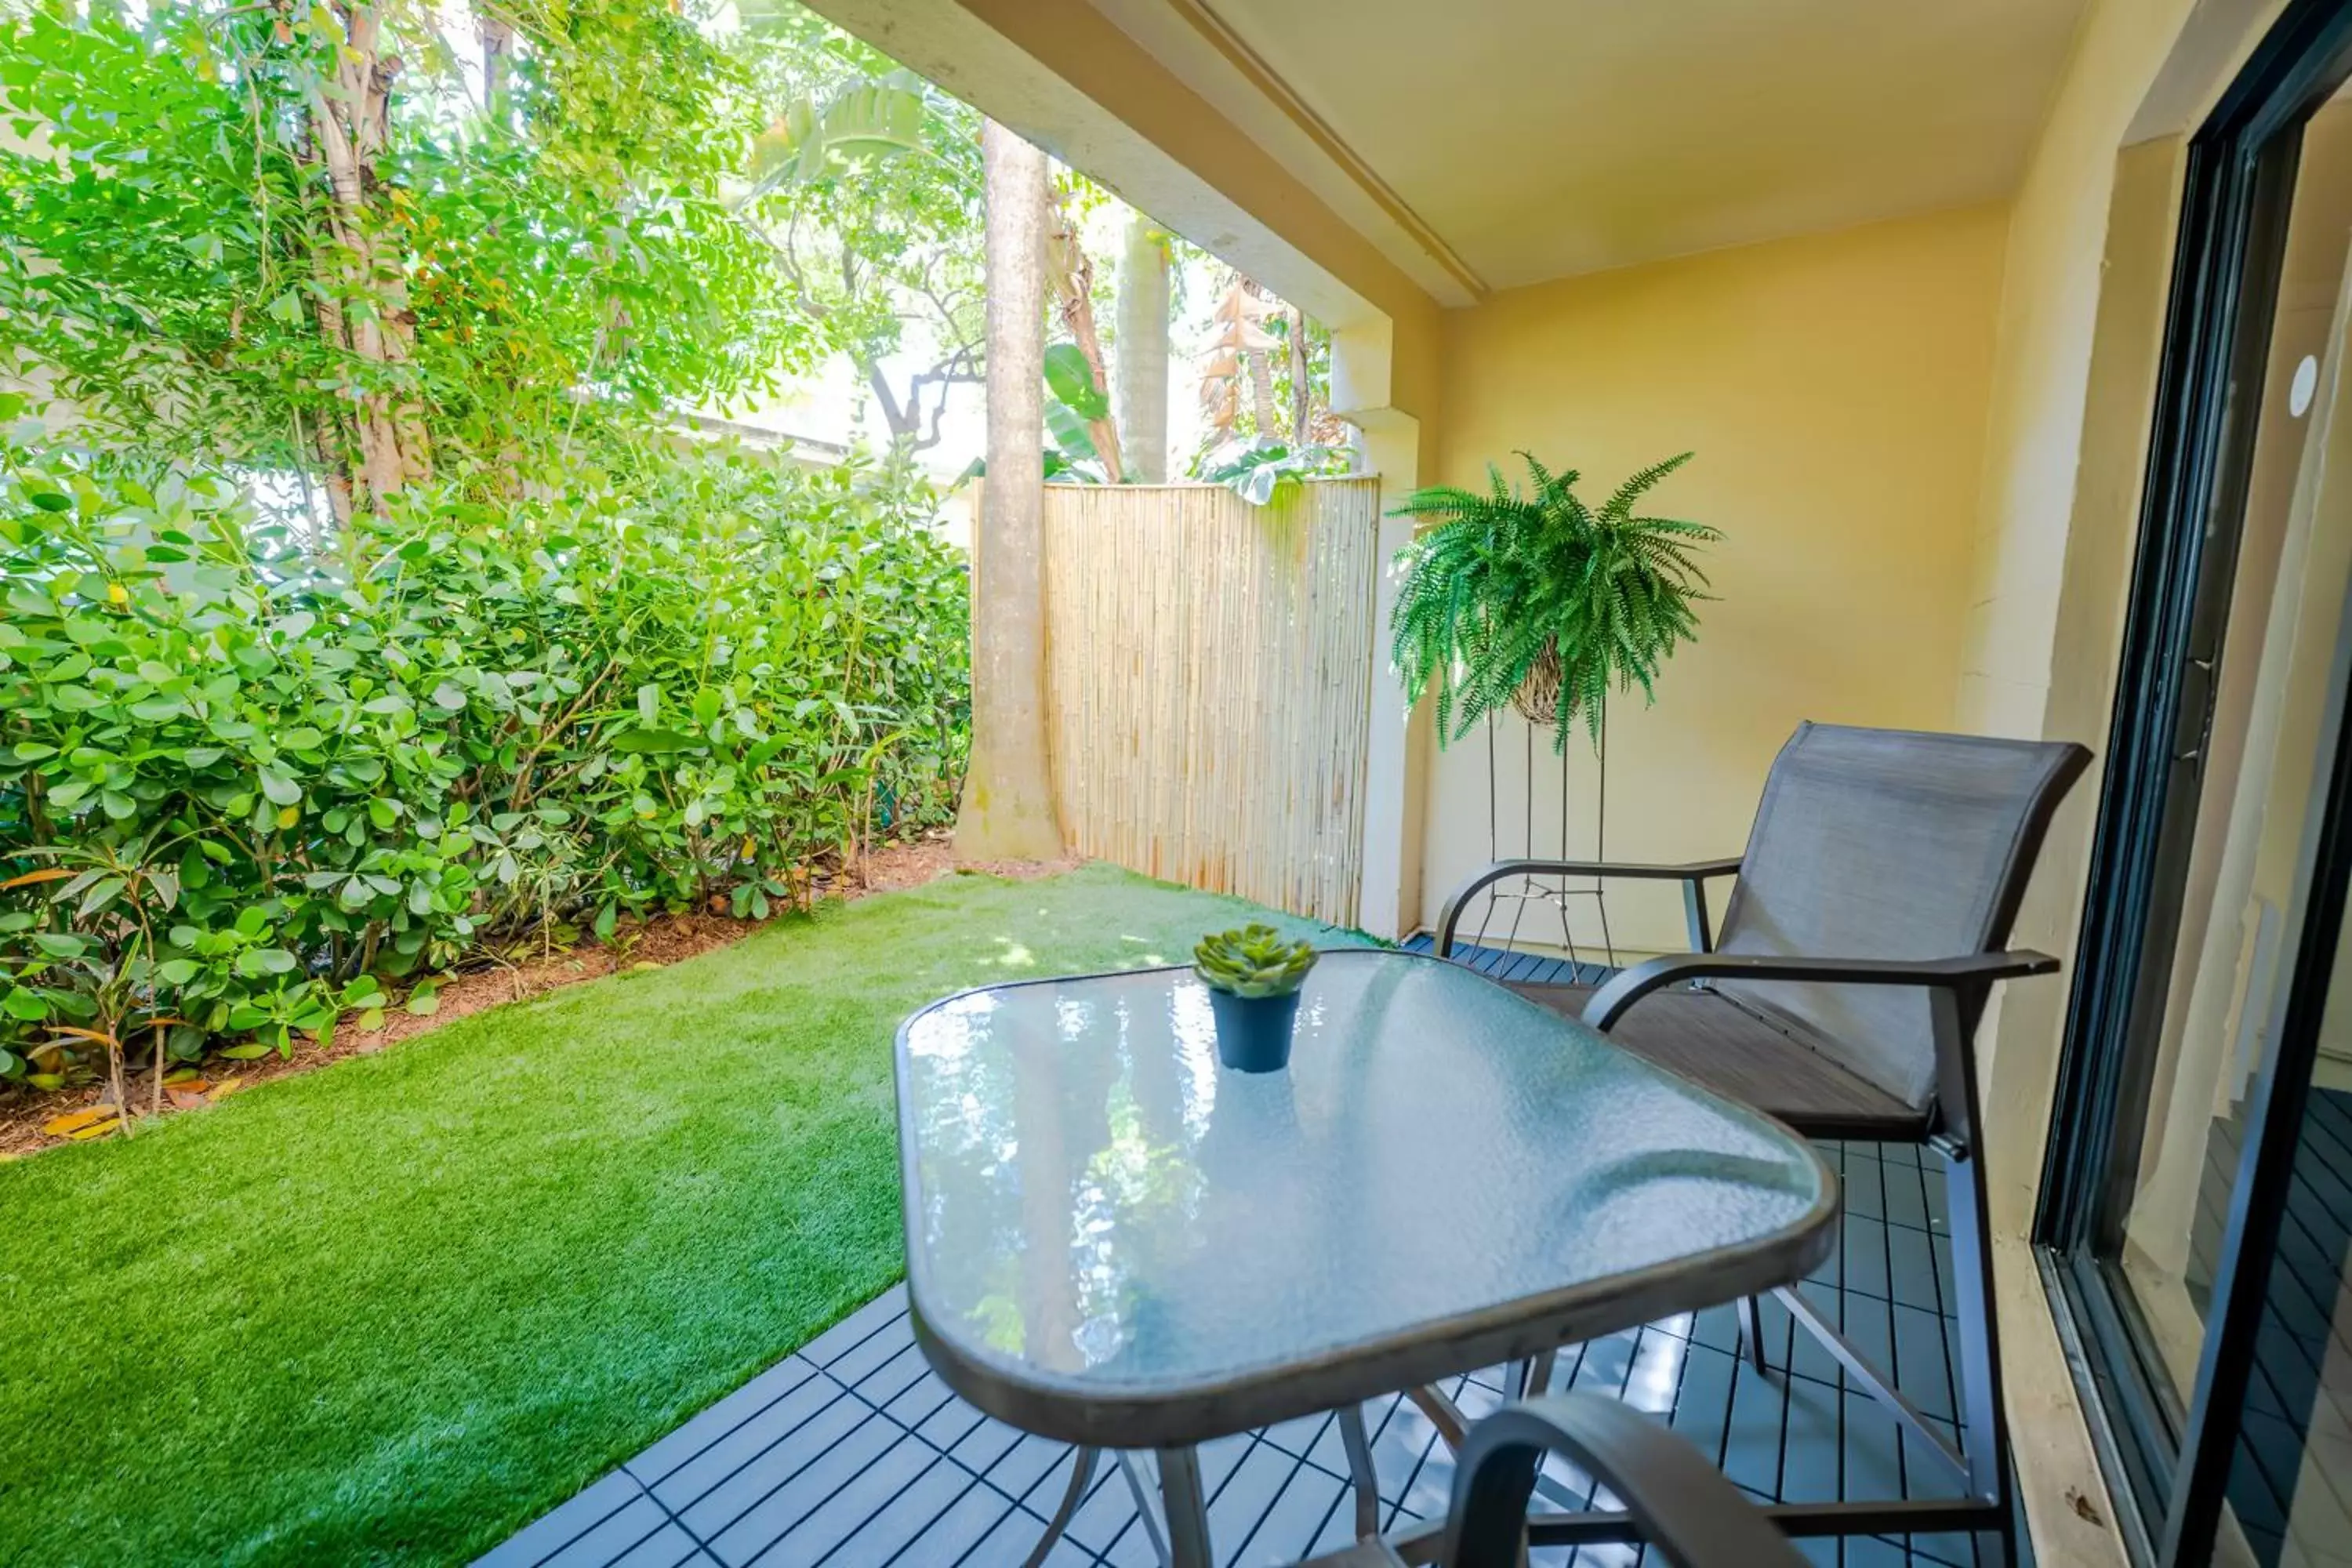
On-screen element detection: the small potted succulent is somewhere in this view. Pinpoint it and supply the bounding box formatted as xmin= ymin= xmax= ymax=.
xmin=1192 ymin=924 xmax=1319 ymax=1073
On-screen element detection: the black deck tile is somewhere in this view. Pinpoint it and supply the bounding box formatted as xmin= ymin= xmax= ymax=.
xmin=1841 ymin=1388 xmax=1906 ymax=1511
xmin=1784 ymin=1283 xmax=1844 ymax=1388
xmin=838 ymin=1339 xmax=933 ymax=1411
xmin=741 ymin=1430 xmax=949 ymax=1567
xmin=1778 ymin=1373 xmax=1841 ymax=1506
xmin=1890 ymin=1302 xmax=1957 ymax=1425
xmin=1066 ymin=1459 xmax=1156 ymax=1559
xmin=813 ymin=1449 xmax=985 ymax=1568
xmin=877 ymin=1367 xmax=960 ymax=1431
xmin=674 ymin=1388 xmax=874 ymax=1541
xmin=492 ymin=1141 xmax=2005 ymax=1568
xmin=822 ymin=1313 xmax=920 ymax=1392
xmin=954 ymin=1504 xmax=1099 ymax=1568
xmin=1720 ymin=1353 xmax=1788 ymax=1498
xmin=1242 ymin=1457 xmax=1352 ymax=1566
xmin=1258 ymin=1408 xmax=1335 ymax=1461
xmin=983 ymin=1432 xmax=1087 ymax=1510
xmin=944 ymin=1413 xmax=1029 ymax=1479
xmin=1298 ymin=1390 xmax=1405 ymax=1479
xmin=1886 ymin=1225 xmax=1943 ymax=1315
xmin=537 ymin=1494 xmax=674 ymax=1568
xmin=1882 ymin=1157 xmax=1929 ymax=1235
xmin=1843 ymin=1214 xmax=1893 ymax=1302
xmin=797 ymin=1291 xmax=911 ymax=1369
xmin=627 ymin=1358 xmax=818 ymax=1488
xmin=910 ymin=1384 xmax=987 ymax=1451
xmin=1843 ymin=1533 xmax=1907 ymax=1568
xmin=1203 ymin=1439 xmax=1314 ymax=1560
xmin=702 ymin=1406 xmax=906 ymax=1566
xmin=597 ymin=1525 xmax=707 ymax=1568
xmin=1689 ymin=1301 xmax=1741 ymax=1356
xmin=1842 ymin=1152 xmax=1886 ymax=1225
xmin=477 ymin=1471 xmax=648 ymax=1568
xmin=1667 ymin=1340 xmax=1737 ymax=1465
xmin=649 ymin=1371 xmax=851 ymax=1514
xmin=1838 ymin=1289 xmax=1896 ymax=1393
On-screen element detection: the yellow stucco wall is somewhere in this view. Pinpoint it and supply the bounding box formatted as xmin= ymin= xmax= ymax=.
xmin=1957 ymin=0 xmax=2212 ymax=742
xmin=1420 ymin=204 xmax=2010 ymax=948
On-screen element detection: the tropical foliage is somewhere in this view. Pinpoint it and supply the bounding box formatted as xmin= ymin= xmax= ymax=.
xmin=0 ymin=0 xmax=977 ymax=1109
xmin=1388 ymin=452 xmax=1720 ymax=750
xmin=0 ymin=0 xmax=799 ymax=521
xmin=734 ymin=3 xmax=986 ymax=451
xmin=0 ymin=415 xmax=966 ymax=1102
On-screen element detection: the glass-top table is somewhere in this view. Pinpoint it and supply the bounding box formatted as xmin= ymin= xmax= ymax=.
xmin=892 ymin=949 xmax=1838 ymax=1563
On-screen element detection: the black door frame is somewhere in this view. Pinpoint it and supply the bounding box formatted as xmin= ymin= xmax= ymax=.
xmin=2034 ymin=1 xmax=2352 ymax=1561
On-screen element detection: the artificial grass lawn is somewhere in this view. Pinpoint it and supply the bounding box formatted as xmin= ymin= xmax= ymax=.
xmin=0 ymin=864 xmax=1356 ymax=1566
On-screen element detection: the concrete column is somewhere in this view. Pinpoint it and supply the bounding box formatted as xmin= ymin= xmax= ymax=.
xmin=1331 ymin=318 xmax=1431 ymax=940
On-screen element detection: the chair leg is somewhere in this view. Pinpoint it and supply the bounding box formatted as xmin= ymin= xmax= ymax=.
xmin=1737 ymin=1294 xmax=1769 ymax=1374
xmin=1944 ymin=1140 xmax=2017 ymax=1563
xmin=1338 ymin=1402 xmax=1381 ymax=1541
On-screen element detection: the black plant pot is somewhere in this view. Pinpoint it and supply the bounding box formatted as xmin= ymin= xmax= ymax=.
xmin=1207 ymin=987 xmax=1300 ymax=1073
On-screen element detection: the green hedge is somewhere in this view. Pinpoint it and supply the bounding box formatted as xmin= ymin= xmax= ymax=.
xmin=0 ymin=410 xmax=968 ymax=1087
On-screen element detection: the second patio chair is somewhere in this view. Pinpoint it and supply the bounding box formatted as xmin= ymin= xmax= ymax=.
xmin=1432 ymin=720 xmax=2091 ymax=1559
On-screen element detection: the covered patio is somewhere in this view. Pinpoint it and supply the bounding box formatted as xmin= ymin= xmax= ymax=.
xmin=484 ymin=1131 xmax=1981 ymax=1568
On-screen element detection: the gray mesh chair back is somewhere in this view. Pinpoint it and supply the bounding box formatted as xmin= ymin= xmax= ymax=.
xmin=1710 ymin=722 xmax=2089 ymax=1109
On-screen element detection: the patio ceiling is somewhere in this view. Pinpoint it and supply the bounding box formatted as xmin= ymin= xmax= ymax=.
xmin=1087 ymin=0 xmax=2087 ymax=299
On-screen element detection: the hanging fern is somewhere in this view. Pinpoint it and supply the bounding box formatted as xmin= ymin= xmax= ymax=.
xmin=1388 ymin=451 xmax=1719 ymax=752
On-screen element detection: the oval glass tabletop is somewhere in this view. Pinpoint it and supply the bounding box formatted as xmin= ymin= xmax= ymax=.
xmin=893 ymin=949 xmax=1838 ymax=1447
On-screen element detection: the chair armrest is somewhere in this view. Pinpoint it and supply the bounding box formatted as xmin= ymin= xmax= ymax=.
xmin=1581 ymin=949 xmax=2060 ymax=1032
xmin=1436 ymin=857 xmax=1742 ymax=958
xmin=1445 ymin=1393 xmax=1805 ymax=1568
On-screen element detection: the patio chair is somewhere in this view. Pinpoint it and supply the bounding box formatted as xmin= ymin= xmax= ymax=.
xmin=1432 ymin=720 xmax=2091 ymax=1558
xmin=1305 ymin=1392 xmax=1805 ymax=1566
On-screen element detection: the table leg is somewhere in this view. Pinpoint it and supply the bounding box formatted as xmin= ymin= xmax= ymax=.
xmin=1155 ymin=1444 xmax=1214 ymax=1568
xmin=1115 ymin=1450 xmax=1171 ymax=1566
xmin=1338 ymin=1403 xmax=1381 ymax=1540
xmin=1022 ymin=1445 xmax=1099 ymax=1568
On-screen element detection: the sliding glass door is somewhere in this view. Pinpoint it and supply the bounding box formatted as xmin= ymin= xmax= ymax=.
xmin=2038 ymin=2 xmax=2352 ymax=1563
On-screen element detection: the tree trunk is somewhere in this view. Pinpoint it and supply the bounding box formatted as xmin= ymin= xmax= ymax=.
xmin=1045 ymin=193 xmax=1121 ymax=482
xmin=956 ymin=121 xmax=1064 ymax=862
xmin=1244 ymin=280 xmax=1279 ymax=437
xmin=296 ymin=0 xmax=430 ymax=518
xmin=1116 ymin=212 xmax=1169 ymax=483
xmin=477 ymin=2 xmax=515 ymax=116
xmin=1287 ymin=306 xmax=1310 ymax=445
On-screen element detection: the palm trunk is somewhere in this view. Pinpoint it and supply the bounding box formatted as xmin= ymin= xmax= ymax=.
xmin=956 ymin=121 xmax=1064 ymax=862
xmin=1115 ymin=212 xmax=1168 ymax=482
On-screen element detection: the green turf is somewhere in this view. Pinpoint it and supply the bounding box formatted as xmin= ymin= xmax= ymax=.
xmin=0 ymin=863 xmax=1358 ymax=1566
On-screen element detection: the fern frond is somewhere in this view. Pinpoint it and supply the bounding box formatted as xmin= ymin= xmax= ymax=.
xmin=1385 ymin=451 xmax=1720 ymax=753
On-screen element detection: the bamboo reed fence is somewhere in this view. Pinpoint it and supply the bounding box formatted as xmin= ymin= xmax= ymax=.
xmin=1040 ymin=477 xmax=1380 ymax=926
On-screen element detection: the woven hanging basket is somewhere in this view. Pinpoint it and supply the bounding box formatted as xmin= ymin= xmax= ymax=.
xmin=1511 ymin=640 xmax=1564 ymax=728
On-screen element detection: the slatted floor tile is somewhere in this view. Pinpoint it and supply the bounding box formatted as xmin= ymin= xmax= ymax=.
xmin=484 ymin=1134 xmax=2013 ymax=1568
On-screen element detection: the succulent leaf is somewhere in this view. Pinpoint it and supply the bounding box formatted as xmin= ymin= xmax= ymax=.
xmin=1191 ymin=924 xmax=1318 ymax=999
